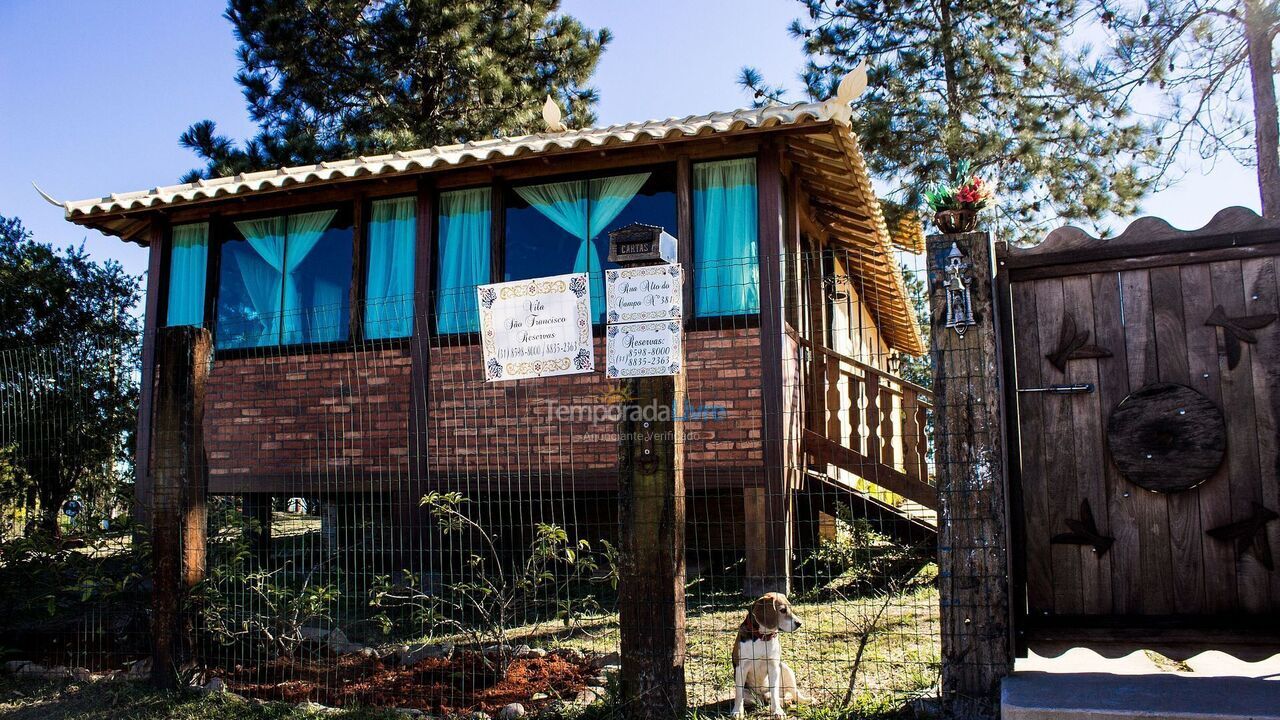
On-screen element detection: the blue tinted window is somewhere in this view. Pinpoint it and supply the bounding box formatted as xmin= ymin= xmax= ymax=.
xmin=504 ymin=198 xmax=582 ymax=283
xmin=216 ymin=237 xmax=281 ymax=349
xmin=214 ymin=208 xmax=353 ymax=349
xmin=289 ymin=220 xmax=353 ymax=344
xmin=593 ymin=170 xmax=677 ymax=273
xmin=504 ymin=168 xmax=676 ymax=322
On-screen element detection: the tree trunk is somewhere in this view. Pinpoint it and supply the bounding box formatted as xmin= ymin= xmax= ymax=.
xmin=33 ymin=493 xmax=61 ymax=539
xmin=938 ymin=0 xmax=962 ymax=167
xmin=1246 ymin=1 xmax=1280 ymax=218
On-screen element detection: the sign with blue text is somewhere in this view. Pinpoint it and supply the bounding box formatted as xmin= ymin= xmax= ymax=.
xmin=605 ymin=264 xmax=683 ymax=324
xmin=606 ymin=320 xmax=682 ymax=378
xmin=478 ymin=273 xmax=594 ymax=382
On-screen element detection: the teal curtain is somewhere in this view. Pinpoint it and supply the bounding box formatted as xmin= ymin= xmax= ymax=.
xmin=436 ymin=188 xmax=491 ymax=333
xmin=365 ymin=197 xmax=417 ymax=338
xmin=231 ymin=215 xmax=287 ymax=347
xmin=514 ymin=172 xmax=650 ymax=321
xmin=165 ymin=222 xmax=208 ymax=326
xmin=282 ymin=209 xmax=339 ymax=344
xmin=694 ymin=158 xmax=759 ymax=316
xmin=231 ymin=209 xmax=338 ymax=346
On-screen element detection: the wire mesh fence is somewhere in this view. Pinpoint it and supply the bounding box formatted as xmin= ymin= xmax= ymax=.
xmin=0 ymin=337 xmax=147 ymax=674
xmin=0 ymin=250 xmax=940 ymax=717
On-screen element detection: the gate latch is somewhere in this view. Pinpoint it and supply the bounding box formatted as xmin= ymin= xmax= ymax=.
xmin=1016 ymin=383 xmax=1094 ymax=394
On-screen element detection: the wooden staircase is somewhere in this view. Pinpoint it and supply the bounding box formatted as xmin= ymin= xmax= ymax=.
xmin=800 ymin=342 xmax=937 ymax=530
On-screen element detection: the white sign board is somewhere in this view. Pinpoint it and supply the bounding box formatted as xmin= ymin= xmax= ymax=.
xmin=606 ymin=320 xmax=682 ymax=378
xmin=478 ymin=273 xmax=594 ymax=382
xmin=605 ymin=264 xmax=683 ymax=324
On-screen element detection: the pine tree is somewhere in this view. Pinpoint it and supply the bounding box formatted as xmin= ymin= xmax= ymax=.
xmin=1097 ymin=1 xmax=1280 ymax=218
xmin=180 ymin=0 xmax=611 ymax=181
xmin=741 ymin=0 xmax=1158 ymax=242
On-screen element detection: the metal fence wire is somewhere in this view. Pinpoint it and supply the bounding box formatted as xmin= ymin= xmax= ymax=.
xmin=0 ymin=337 xmax=147 ymax=673
xmin=0 ymin=250 xmax=940 ymax=717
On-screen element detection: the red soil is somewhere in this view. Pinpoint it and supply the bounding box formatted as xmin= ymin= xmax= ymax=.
xmin=226 ymin=651 xmax=596 ymax=714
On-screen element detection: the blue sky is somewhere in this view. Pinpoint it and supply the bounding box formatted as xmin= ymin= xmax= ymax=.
xmin=0 ymin=0 xmax=1261 ymax=283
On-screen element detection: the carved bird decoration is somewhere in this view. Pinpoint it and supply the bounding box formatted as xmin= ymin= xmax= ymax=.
xmin=1204 ymin=305 xmax=1276 ymax=370
xmin=1045 ymin=313 xmax=1112 ymax=372
xmin=1051 ymin=499 xmax=1115 ymax=557
xmin=1207 ymin=502 xmax=1278 ymax=571
xmin=823 ymin=60 xmax=869 ymax=125
xmin=542 ymin=95 xmax=567 ymax=133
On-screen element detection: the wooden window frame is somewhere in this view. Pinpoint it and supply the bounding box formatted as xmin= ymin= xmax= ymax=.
xmin=426 ymin=182 xmax=495 ymax=346
xmin=688 ymin=153 xmax=765 ymax=323
xmin=205 ymin=201 xmax=362 ymax=359
xmin=359 ymin=192 xmax=422 ymax=343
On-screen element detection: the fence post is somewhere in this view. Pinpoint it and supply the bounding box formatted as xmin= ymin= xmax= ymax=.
xmin=617 ymin=371 xmax=687 ymax=720
xmin=149 ymin=325 xmax=212 ymax=688
xmin=612 ymin=229 xmax=688 ymax=720
xmin=925 ymin=231 xmax=1013 ymax=718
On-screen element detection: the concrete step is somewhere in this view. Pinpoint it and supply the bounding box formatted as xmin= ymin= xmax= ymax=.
xmin=1002 ymin=671 xmax=1280 ymax=720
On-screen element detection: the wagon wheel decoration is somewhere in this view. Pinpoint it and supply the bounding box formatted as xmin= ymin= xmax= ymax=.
xmin=1051 ymin=499 xmax=1114 ymax=557
xmin=1105 ymin=383 xmax=1227 ymax=493
xmin=1204 ymin=305 xmax=1276 ymax=370
xmin=1207 ymin=502 xmax=1279 ymax=571
xmin=1045 ymin=312 xmax=1111 ymax=372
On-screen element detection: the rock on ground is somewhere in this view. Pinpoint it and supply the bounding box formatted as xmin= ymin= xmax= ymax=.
xmin=588 ymin=651 xmax=620 ymax=670
xmin=499 ymin=702 xmax=526 ymax=719
xmin=576 ymin=686 xmax=606 ymax=705
xmin=554 ymin=648 xmax=585 ymax=663
xmin=300 ymin=627 xmax=349 ymax=645
xmin=396 ymin=643 xmax=454 ymax=666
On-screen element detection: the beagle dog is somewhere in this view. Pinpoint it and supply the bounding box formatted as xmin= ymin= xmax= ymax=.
xmin=731 ymin=592 xmax=808 ymax=717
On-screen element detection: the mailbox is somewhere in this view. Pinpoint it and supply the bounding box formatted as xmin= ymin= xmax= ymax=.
xmin=607 ymin=222 xmax=678 ymax=266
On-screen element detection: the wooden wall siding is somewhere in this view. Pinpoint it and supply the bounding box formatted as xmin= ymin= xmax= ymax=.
xmin=1010 ymin=254 xmax=1280 ymax=618
xmin=201 ymin=327 xmax=764 ymax=494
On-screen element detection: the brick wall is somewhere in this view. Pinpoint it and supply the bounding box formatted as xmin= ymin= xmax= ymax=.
xmin=684 ymin=327 xmax=765 ymax=472
xmin=426 ymin=326 xmax=764 ymax=485
xmin=203 ymin=326 xmax=764 ymax=493
xmin=204 ymin=347 xmax=413 ymax=492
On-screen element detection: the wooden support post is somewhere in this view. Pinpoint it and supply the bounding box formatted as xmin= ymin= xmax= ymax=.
xmin=134 ymin=221 xmax=167 ymax=525
xmin=243 ymin=494 xmax=273 ymax=563
xmin=925 ymin=231 xmax=1013 ymax=718
xmin=752 ymin=142 xmax=792 ymax=596
xmin=409 ymin=179 xmax=435 ymax=481
xmin=405 ymin=179 xmax=436 ymax=573
xmin=149 ymin=325 xmax=212 ymax=688
xmin=617 ymin=375 xmax=688 ymax=720
xmin=615 ymin=256 xmax=687 ymax=720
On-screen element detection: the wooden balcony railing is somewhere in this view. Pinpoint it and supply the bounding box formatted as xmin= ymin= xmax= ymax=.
xmin=801 ymin=342 xmax=937 ymax=510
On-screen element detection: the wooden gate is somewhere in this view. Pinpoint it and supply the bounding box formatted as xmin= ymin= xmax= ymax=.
xmin=998 ymin=208 xmax=1280 ymax=658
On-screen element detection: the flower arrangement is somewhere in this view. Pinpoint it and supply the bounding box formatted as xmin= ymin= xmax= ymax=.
xmin=923 ymin=160 xmax=995 ymax=234
xmin=924 ymin=160 xmax=995 ymax=212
